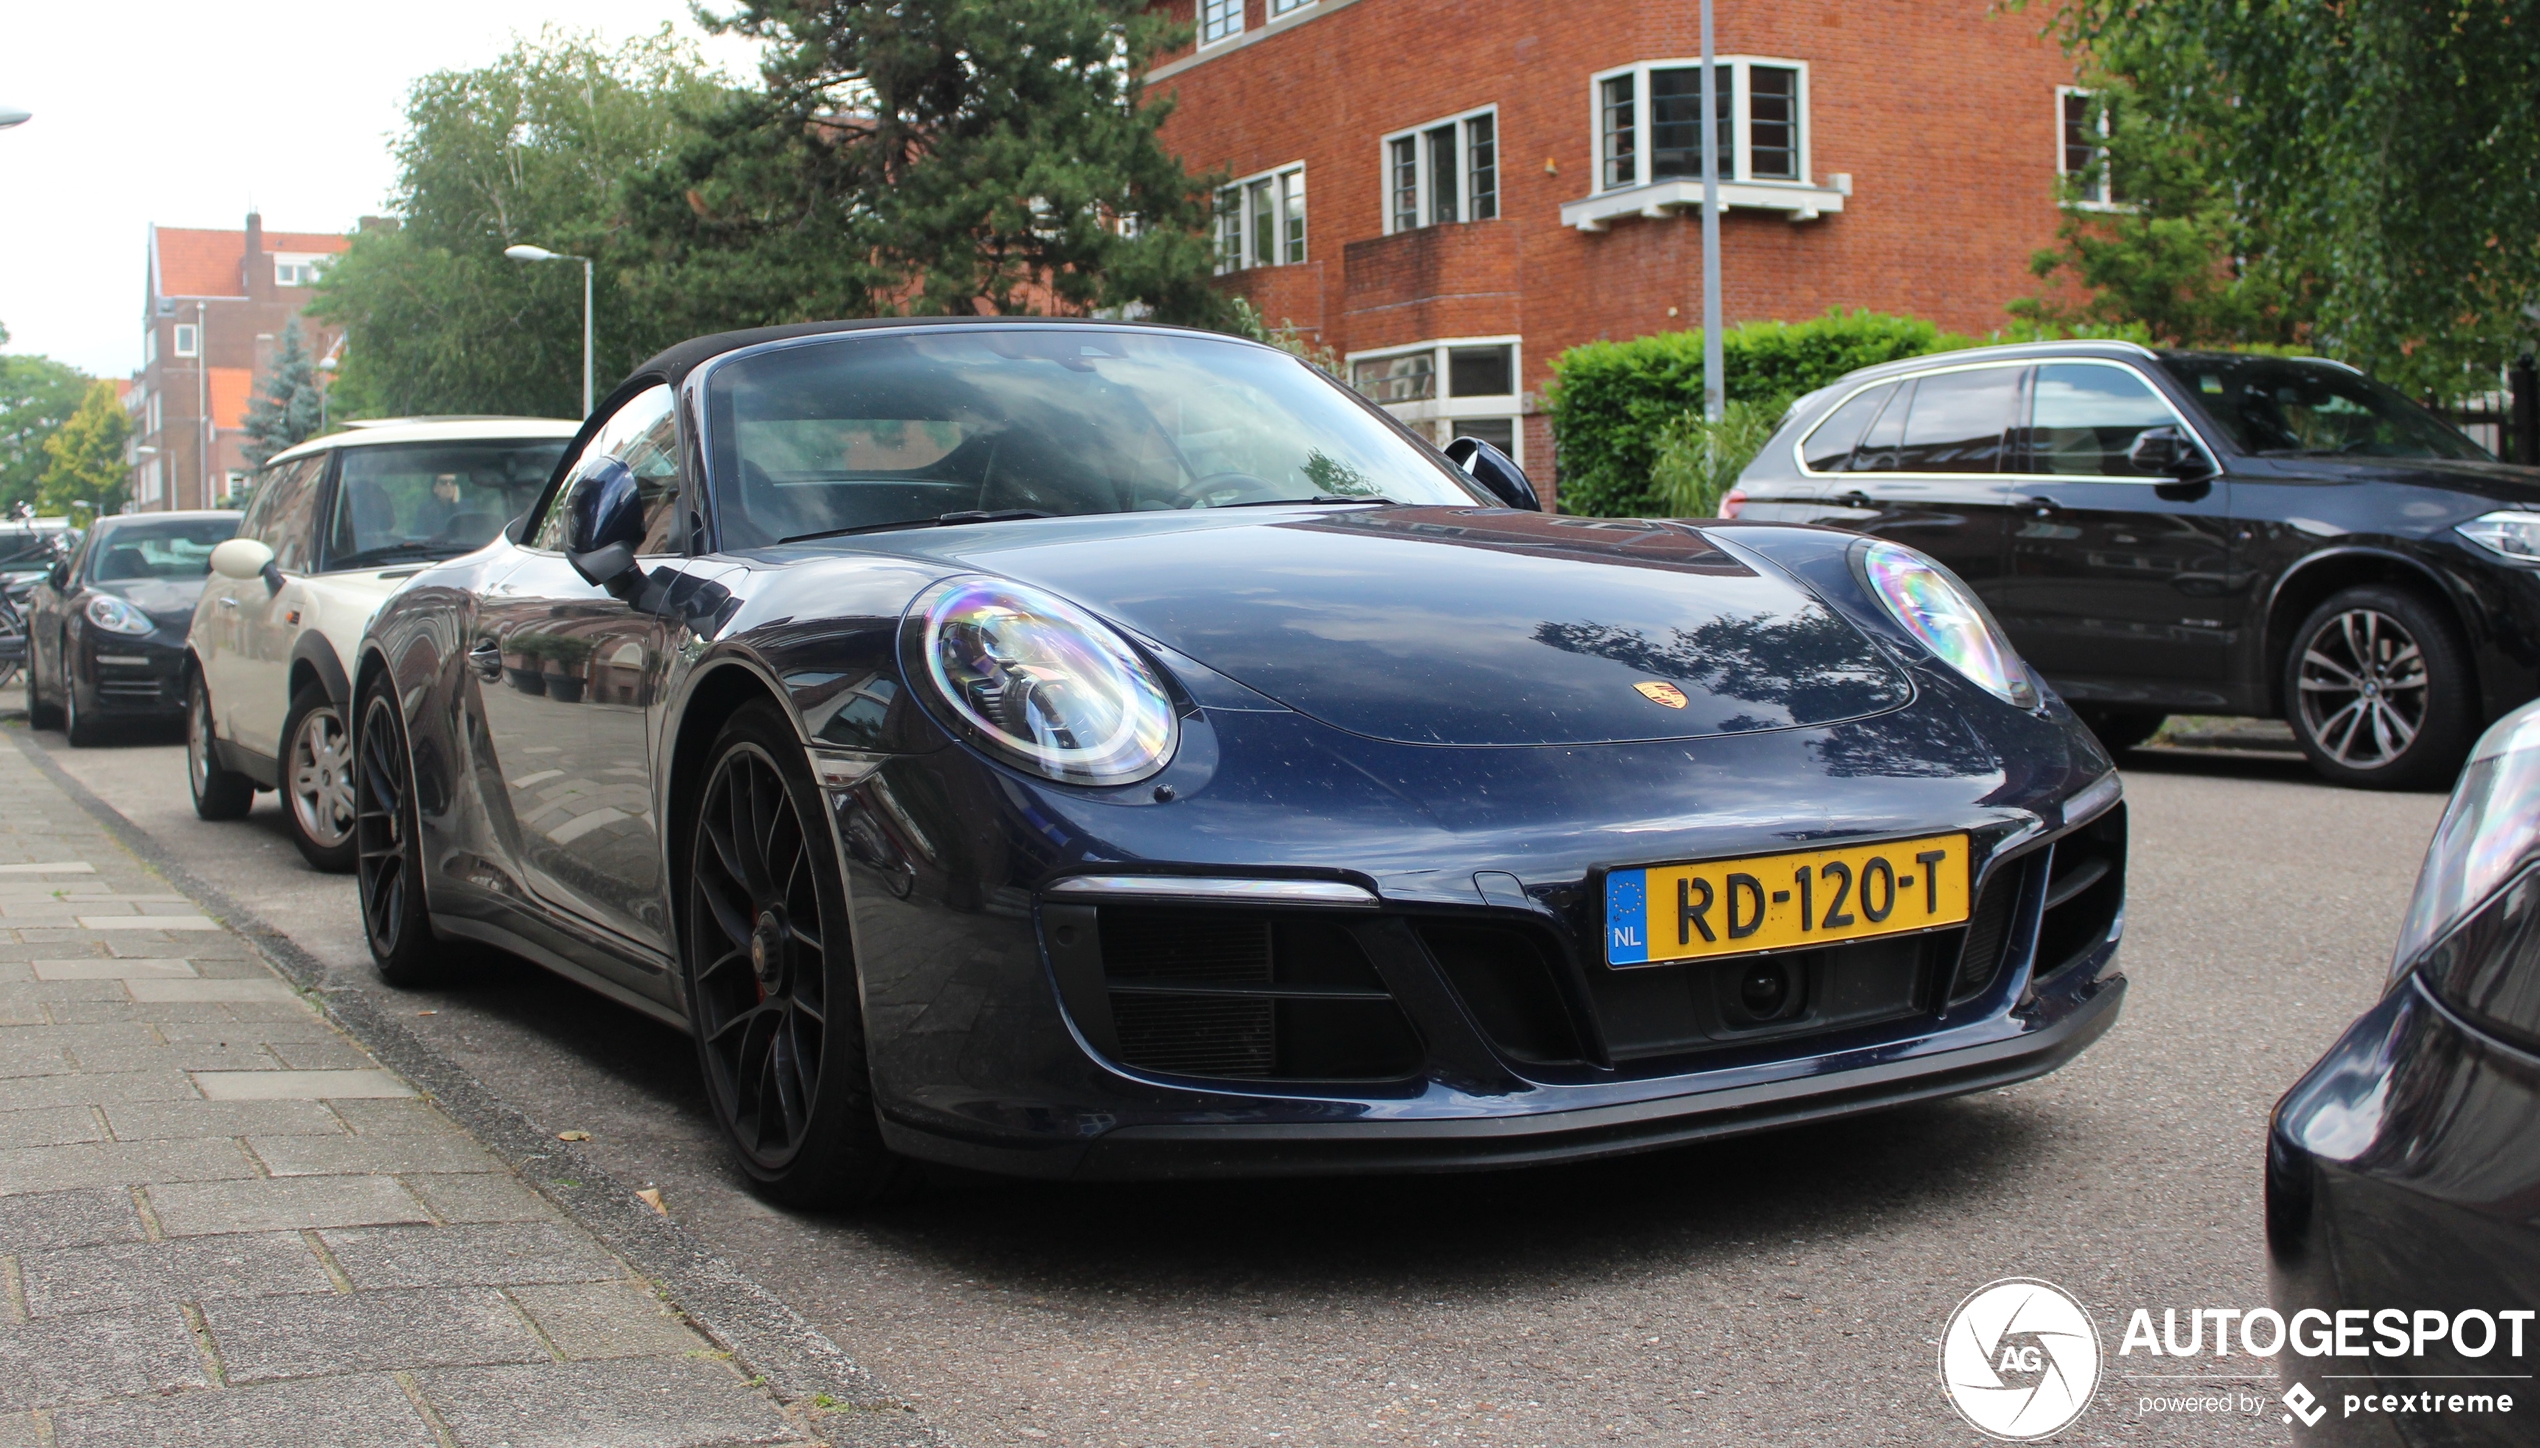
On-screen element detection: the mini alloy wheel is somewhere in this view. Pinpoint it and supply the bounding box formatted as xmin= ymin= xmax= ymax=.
xmin=2287 ymin=585 xmax=2474 ymax=789
xmin=283 ymin=685 xmax=359 ymax=871
xmin=187 ymin=673 xmax=254 ymax=820
xmin=684 ymin=702 xmax=902 ymax=1204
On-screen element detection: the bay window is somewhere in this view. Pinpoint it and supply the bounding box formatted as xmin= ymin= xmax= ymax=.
xmin=1347 ymin=337 xmax=1525 ymax=463
xmin=1591 ymin=58 xmax=1808 ymax=192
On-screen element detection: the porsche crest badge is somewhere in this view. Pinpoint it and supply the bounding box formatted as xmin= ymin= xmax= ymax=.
xmin=1633 ymin=681 xmax=1690 ymax=709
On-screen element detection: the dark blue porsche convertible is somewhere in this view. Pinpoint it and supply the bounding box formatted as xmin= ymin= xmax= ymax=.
xmin=352 ymin=318 xmax=2128 ymax=1202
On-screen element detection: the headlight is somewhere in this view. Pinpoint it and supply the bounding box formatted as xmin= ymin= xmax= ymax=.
xmin=1856 ymin=540 xmax=2037 ymax=708
xmin=2388 ymin=701 xmax=2540 ymax=983
xmin=2456 ymin=510 xmax=2540 ymax=560
xmin=912 ymin=576 xmax=1177 ymax=786
xmin=84 ymin=595 xmax=153 ymax=636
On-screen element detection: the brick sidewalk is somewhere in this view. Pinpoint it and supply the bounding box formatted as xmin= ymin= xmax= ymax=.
xmin=0 ymin=738 xmax=821 ymax=1447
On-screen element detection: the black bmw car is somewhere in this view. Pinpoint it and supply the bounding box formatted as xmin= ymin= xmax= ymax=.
xmin=2269 ymin=699 xmax=2540 ymax=1444
xmin=1730 ymin=341 xmax=2540 ymax=788
xmin=25 ymin=510 xmax=240 ymax=745
xmin=354 ymin=318 xmax=2127 ymax=1202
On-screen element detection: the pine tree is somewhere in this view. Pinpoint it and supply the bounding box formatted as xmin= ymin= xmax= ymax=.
xmin=36 ymin=381 xmax=131 ymax=518
xmin=243 ymin=321 xmax=323 ymax=468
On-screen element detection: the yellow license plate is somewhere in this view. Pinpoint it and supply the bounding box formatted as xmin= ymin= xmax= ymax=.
xmin=1604 ymin=832 xmax=1971 ymax=966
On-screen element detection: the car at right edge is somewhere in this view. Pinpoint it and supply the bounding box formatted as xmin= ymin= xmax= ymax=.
xmin=2268 ymin=699 xmax=2540 ymax=1445
xmin=1728 ymin=340 xmax=2540 ymax=788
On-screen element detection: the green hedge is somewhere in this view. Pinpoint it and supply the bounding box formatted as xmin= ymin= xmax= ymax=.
xmin=1543 ymin=310 xmax=1979 ymax=517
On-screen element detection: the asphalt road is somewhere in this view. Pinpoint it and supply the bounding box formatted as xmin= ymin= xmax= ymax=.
xmin=0 ymin=690 xmax=2446 ymax=1447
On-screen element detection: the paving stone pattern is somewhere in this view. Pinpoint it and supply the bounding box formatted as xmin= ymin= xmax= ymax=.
xmin=0 ymin=743 xmax=811 ymax=1447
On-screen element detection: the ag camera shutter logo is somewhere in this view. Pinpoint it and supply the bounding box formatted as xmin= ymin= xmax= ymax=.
xmin=1940 ymin=1278 xmax=2104 ymax=1439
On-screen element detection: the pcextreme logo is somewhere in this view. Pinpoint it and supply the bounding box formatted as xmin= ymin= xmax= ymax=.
xmin=1940 ymin=1279 xmax=2103 ymax=1440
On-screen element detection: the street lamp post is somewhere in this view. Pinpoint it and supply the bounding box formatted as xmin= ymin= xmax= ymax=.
xmin=504 ymin=245 xmax=593 ymax=417
xmin=1697 ymin=0 xmax=1724 ymax=426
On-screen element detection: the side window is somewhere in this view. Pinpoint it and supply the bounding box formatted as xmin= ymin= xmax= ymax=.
xmin=531 ymin=385 xmax=683 ymax=555
xmin=1888 ymin=367 xmax=2022 ymax=474
xmin=1801 ymin=383 xmax=1895 ymax=473
xmin=2027 ymin=364 xmax=2182 ymax=477
xmin=1849 ymin=380 xmax=1916 ymax=473
xmin=258 ymin=457 xmax=327 ymax=572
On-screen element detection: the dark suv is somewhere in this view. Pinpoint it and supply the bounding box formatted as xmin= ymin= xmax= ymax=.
xmin=1727 ymin=341 xmax=2539 ymax=788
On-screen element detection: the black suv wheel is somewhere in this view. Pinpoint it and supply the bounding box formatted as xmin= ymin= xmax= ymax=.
xmin=2286 ymin=585 xmax=2476 ymax=790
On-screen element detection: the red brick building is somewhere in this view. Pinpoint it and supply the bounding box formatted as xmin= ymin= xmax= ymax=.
xmin=1147 ymin=0 xmax=2099 ymax=497
xmin=128 ymin=214 xmax=350 ymax=512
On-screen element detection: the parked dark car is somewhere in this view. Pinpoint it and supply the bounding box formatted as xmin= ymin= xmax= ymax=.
xmin=25 ymin=511 xmax=240 ymax=744
xmin=1729 ymin=341 xmax=2540 ymax=787
xmin=353 ymin=318 xmax=2126 ymax=1203
xmin=2268 ymin=700 xmax=2540 ymax=1444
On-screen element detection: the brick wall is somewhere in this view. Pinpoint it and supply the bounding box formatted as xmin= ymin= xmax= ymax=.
xmin=1153 ymin=0 xmax=2084 ymax=484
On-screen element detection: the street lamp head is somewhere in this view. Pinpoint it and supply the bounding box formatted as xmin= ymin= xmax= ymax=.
xmin=0 ymin=107 xmax=31 ymax=130
xmin=504 ymin=244 xmax=559 ymax=263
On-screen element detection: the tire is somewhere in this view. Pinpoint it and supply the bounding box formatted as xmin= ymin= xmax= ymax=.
xmin=187 ymin=673 xmax=255 ymax=821
xmin=2074 ymin=707 xmax=2165 ymax=754
xmin=354 ymin=672 xmax=449 ymax=987
xmin=2285 ymin=585 xmax=2477 ymax=790
xmin=683 ymin=701 xmax=906 ymax=1207
xmin=25 ymin=642 xmax=61 ymax=730
xmin=62 ymin=676 xmax=102 ymax=747
xmin=281 ymin=684 xmax=358 ymax=872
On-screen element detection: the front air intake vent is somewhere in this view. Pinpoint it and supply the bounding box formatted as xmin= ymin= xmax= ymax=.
xmin=1948 ymin=865 xmax=2025 ymax=1005
xmin=1043 ymin=905 xmax=1424 ymax=1083
xmin=2034 ymin=804 xmax=2125 ymax=985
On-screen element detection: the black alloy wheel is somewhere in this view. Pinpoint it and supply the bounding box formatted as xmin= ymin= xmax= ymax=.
xmin=187 ymin=672 xmax=254 ymax=820
xmin=354 ymin=674 xmax=446 ymax=986
xmin=2287 ymin=585 xmax=2475 ymax=790
xmin=684 ymin=701 xmax=902 ymax=1206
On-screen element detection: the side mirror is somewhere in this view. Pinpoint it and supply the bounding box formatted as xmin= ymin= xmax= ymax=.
xmin=1443 ymin=436 xmax=1543 ymax=511
xmin=563 ymin=461 xmax=647 ymax=601
xmin=209 ymin=537 xmax=284 ymax=595
xmin=2127 ymin=426 xmax=2212 ymax=480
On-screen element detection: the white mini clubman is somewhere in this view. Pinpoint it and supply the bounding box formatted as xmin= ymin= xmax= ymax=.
xmin=189 ymin=417 xmax=578 ymax=869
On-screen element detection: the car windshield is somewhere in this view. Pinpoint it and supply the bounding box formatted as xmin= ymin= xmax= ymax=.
xmin=2158 ymin=355 xmax=2491 ymax=461
xmin=702 ymin=327 xmax=1487 ymax=548
xmin=86 ymin=517 xmax=237 ymax=582
xmin=328 ymin=438 xmax=572 ymax=567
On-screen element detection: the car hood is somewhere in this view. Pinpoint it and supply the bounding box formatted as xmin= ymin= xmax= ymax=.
xmin=94 ymin=575 xmax=208 ymax=627
xmin=870 ymin=506 xmax=1913 ymax=747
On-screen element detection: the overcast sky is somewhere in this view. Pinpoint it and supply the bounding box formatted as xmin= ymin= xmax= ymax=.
xmin=0 ymin=2 xmax=762 ymax=379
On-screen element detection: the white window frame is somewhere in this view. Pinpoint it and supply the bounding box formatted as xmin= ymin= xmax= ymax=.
xmin=172 ymin=323 xmax=198 ymax=358
xmin=273 ymin=255 xmax=327 ymax=287
xmin=1379 ymin=105 xmax=1500 ymax=235
xmin=1268 ymin=0 xmax=1314 ymax=13
xmin=1343 ymin=335 xmax=1526 ymax=465
xmin=2057 ymin=85 xmax=2117 ymax=208
xmin=143 ymin=327 xmax=157 ymax=365
xmin=147 ymin=394 xmax=162 ymax=436
xmin=1590 ymin=56 xmax=1811 ymax=194
xmin=139 ymin=459 xmax=163 ymax=505
xmin=1215 ymin=162 xmax=1307 ymax=274
xmin=1198 ymin=0 xmax=1243 ymax=47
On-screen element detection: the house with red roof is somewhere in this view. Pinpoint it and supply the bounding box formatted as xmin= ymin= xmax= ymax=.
xmin=128 ymin=214 xmax=351 ymax=512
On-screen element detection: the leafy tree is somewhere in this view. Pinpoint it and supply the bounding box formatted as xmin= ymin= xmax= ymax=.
xmin=37 ymin=381 xmax=132 ymax=518
xmin=242 ymin=321 xmax=322 ymax=467
xmin=626 ymin=0 xmax=1227 ymax=329
xmin=2025 ymin=0 xmax=2540 ymax=396
xmin=0 ymin=323 xmax=94 ymax=514
xmin=310 ymin=29 xmax=732 ymax=418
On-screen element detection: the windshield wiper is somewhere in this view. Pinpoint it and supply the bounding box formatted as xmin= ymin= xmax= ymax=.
xmin=1207 ymin=495 xmax=1399 ymax=509
xmin=780 ymin=509 xmax=1055 ymax=545
xmin=334 ymin=542 xmax=454 ymax=569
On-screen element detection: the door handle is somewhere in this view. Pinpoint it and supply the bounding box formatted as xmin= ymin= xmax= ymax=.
xmin=217 ymin=597 xmax=239 ymax=609
xmin=467 ymin=639 xmax=503 ymax=681
xmin=1838 ymin=489 xmax=1872 ymax=509
xmin=2019 ymin=496 xmax=2062 ymax=517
